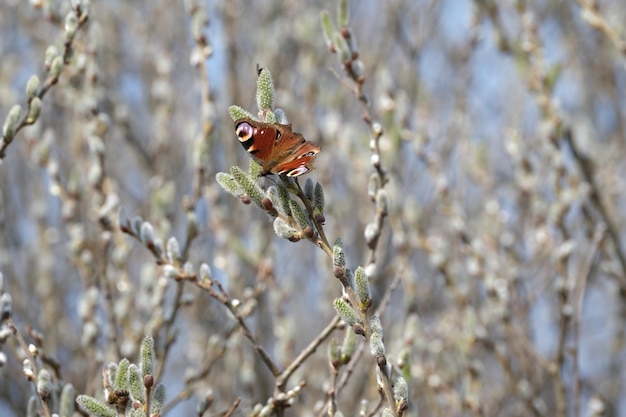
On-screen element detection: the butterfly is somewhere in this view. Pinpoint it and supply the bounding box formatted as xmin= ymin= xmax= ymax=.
xmin=234 ymin=118 xmax=321 ymax=177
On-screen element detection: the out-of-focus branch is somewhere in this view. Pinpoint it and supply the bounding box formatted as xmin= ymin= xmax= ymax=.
xmin=576 ymin=0 xmax=626 ymax=54
xmin=0 ymin=3 xmax=89 ymax=159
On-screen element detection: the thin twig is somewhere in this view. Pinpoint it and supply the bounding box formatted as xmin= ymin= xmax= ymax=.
xmin=222 ymin=397 xmax=242 ymax=417
xmin=155 ymin=281 xmax=186 ymax=382
xmin=327 ymin=362 xmax=339 ymax=417
xmin=375 ymin=271 xmax=403 ymax=317
xmin=208 ymin=279 xmax=281 ymax=377
xmin=0 ymin=4 xmax=89 ymax=159
xmin=365 ymin=393 xmax=385 ymax=417
xmin=275 ymin=315 xmax=342 ymax=391
xmin=575 ymin=0 xmax=626 ymax=54
xmin=97 ymin=249 xmax=122 ymax=360
xmin=572 ymin=225 xmax=605 ymax=417
xmin=9 ymin=322 xmax=52 ymax=417
xmin=563 ymin=129 xmax=626 ymax=288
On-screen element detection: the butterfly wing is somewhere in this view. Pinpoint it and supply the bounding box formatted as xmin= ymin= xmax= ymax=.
xmin=273 ymin=142 xmax=321 ymax=177
xmin=235 ymin=118 xmax=277 ymax=164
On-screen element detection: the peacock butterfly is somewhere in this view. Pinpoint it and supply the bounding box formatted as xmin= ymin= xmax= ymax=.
xmin=234 ymin=118 xmax=321 ymax=177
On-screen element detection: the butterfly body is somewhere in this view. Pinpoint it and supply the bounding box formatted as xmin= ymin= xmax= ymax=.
xmin=235 ymin=118 xmax=321 ymax=177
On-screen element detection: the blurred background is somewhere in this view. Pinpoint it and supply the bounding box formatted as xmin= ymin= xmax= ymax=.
xmin=0 ymin=0 xmax=626 ymax=416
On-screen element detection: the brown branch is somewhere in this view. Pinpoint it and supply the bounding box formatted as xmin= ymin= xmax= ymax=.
xmin=205 ymin=279 xmax=281 ymax=377
xmin=275 ymin=315 xmax=342 ymax=391
xmin=222 ymin=397 xmax=241 ymax=417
